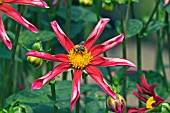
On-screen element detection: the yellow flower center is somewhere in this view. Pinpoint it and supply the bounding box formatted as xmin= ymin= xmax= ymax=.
xmin=0 ymin=0 xmax=2 ymax=3
xmin=146 ymin=96 xmax=156 ymax=109
xmin=68 ymin=45 xmax=93 ymax=69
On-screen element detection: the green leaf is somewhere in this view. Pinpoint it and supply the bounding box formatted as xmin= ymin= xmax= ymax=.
xmin=57 ymin=6 xmax=97 ymax=23
xmin=68 ymin=22 xmax=86 ymax=38
xmin=143 ymin=20 xmax=166 ymax=36
xmin=4 ymin=81 xmax=94 ymax=113
xmin=85 ymin=90 xmax=106 ymax=113
xmin=19 ymin=30 xmax=56 ymax=45
xmin=0 ymin=48 xmax=22 ymax=62
xmin=115 ymin=19 xmax=143 ymax=38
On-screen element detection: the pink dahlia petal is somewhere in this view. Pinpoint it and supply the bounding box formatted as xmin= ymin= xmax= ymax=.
xmin=141 ymin=75 xmax=157 ymax=96
xmin=133 ymin=90 xmax=147 ymax=103
xmin=128 ymin=107 xmax=148 ymax=113
xmin=91 ymin=56 xmax=136 ymax=67
xmin=70 ymin=69 xmax=82 ymax=111
xmin=153 ymin=96 xmax=165 ymax=107
xmin=3 ymin=0 xmax=49 ymax=8
xmin=85 ymin=65 xmax=116 ymax=99
xmin=141 ymin=75 xmax=150 ymax=90
xmin=90 ymin=34 xmax=124 ymax=56
xmin=31 ymin=62 xmax=71 ymax=90
xmin=51 ymin=21 xmax=74 ymax=52
xmin=0 ymin=4 xmax=38 ymax=33
xmin=84 ymin=18 xmax=110 ymax=50
xmin=26 ymin=50 xmax=68 ymax=62
xmin=149 ymin=84 xmax=157 ymax=94
xmin=0 ymin=13 xmax=12 ymax=50
xmin=164 ymin=0 xmax=169 ymax=6
xmin=136 ymin=84 xmax=143 ymax=93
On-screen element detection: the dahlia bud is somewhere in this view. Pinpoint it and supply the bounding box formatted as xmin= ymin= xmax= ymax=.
xmin=102 ymin=0 xmax=116 ymax=11
xmin=106 ymin=94 xmax=126 ymax=113
xmin=79 ymin=0 xmax=93 ymax=6
xmin=27 ymin=56 xmax=43 ymax=68
xmin=32 ymin=40 xmax=43 ymax=52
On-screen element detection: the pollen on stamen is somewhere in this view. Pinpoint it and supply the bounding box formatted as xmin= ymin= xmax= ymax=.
xmin=68 ymin=46 xmax=93 ymax=69
xmin=146 ymin=96 xmax=156 ymax=109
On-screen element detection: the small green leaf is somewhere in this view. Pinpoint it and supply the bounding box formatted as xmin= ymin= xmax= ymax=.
xmin=143 ymin=20 xmax=166 ymax=36
xmin=19 ymin=30 xmax=56 ymax=45
xmin=115 ymin=19 xmax=143 ymax=38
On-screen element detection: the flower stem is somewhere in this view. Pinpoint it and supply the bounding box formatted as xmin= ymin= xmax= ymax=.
xmin=76 ymin=98 xmax=80 ymax=113
xmin=11 ymin=5 xmax=24 ymax=62
xmin=130 ymin=2 xmax=143 ymax=108
xmin=117 ymin=0 xmax=131 ymax=101
xmin=165 ymin=12 xmax=170 ymax=74
xmin=65 ymin=0 xmax=72 ymax=36
xmin=50 ymin=81 xmax=59 ymax=113
xmin=94 ymin=0 xmax=100 ymax=21
xmin=94 ymin=0 xmax=113 ymax=82
xmin=62 ymin=0 xmax=72 ymax=80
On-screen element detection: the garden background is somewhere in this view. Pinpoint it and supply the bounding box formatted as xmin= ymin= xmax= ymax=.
xmin=0 ymin=0 xmax=170 ymax=113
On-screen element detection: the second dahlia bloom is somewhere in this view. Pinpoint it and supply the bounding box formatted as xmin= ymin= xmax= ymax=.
xmin=0 ymin=0 xmax=49 ymax=50
xmin=128 ymin=75 xmax=165 ymax=113
xmin=26 ymin=18 xmax=136 ymax=110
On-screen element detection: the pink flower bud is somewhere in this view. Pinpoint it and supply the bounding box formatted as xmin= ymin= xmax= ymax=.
xmin=106 ymin=94 xmax=126 ymax=113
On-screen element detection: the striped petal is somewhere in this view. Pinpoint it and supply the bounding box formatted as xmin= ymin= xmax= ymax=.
xmin=133 ymin=90 xmax=147 ymax=103
xmin=26 ymin=50 xmax=69 ymax=62
xmin=70 ymin=69 xmax=82 ymax=111
xmin=91 ymin=56 xmax=136 ymax=67
xmin=51 ymin=21 xmax=74 ymax=52
xmin=84 ymin=18 xmax=110 ymax=50
xmin=0 ymin=4 xmax=38 ymax=33
xmin=3 ymin=0 xmax=49 ymax=8
xmin=85 ymin=65 xmax=116 ymax=99
xmin=0 ymin=13 xmax=12 ymax=50
xmin=90 ymin=34 xmax=124 ymax=56
xmin=31 ymin=62 xmax=71 ymax=90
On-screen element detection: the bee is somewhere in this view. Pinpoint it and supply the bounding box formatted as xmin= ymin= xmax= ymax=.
xmin=74 ymin=41 xmax=85 ymax=54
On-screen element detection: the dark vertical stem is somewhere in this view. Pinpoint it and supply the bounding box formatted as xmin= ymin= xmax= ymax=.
xmin=65 ymin=0 xmax=72 ymax=35
xmin=165 ymin=12 xmax=170 ymax=74
xmin=63 ymin=0 xmax=72 ymax=80
xmin=94 ymin=0 xmax=113 ymax=82
xmin=117 ymin=0 xmax=131 ymax=100
xmin=11 ymin=5 xmax=24 ymax=62
xmin=94 ymin=0 xmax=100 ymax=21
xmin=130 ymin=2 xmax=143 ymax=107
xmin=117 ymin=4 xmax=126 ymax=100
xmin=76 ymin=98 xmax=80 ymax=113
xmin=50 ymin=82 xmax=59 ymax=113
xmin=1 ymin=5 xmax=24 ymax=107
